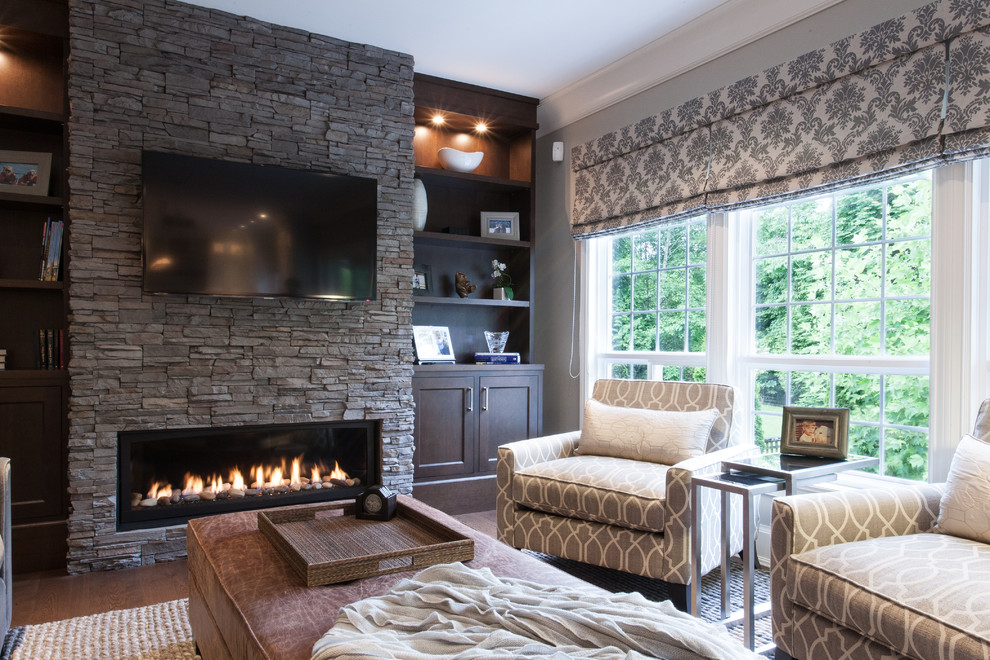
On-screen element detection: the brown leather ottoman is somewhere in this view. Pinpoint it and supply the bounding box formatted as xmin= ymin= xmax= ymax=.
xmin=187 ymin=495 xmax=603 ymax=660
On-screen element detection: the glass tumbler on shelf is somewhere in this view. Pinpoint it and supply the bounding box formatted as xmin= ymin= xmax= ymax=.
xmin=484 ymin=331 xmax=509 ymax=354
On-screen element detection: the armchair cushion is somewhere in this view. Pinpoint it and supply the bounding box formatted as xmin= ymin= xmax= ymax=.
xmin=788 ymin=532 xmax=990 ymax=659
xmin=576 ymin=398 xmax=718 ymax=465
xmin=513 ymin=455 xmax=669 ymax=533
xmin=937 ymin=433 xmax=990 ymax=544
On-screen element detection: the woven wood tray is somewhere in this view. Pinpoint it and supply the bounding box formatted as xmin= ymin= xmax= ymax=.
xmin=257 ymin=500 xmax=475 ymax=586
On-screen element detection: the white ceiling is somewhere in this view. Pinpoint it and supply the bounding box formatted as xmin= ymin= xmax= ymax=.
xmin=181 ymin=0 xmax=844 ymax=134
xmin=181 ymin=0 xmax=734 ymax=100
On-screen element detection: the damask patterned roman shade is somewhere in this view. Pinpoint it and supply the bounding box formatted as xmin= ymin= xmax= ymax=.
xmin=571 ymin=0 xmax=990 ymax=238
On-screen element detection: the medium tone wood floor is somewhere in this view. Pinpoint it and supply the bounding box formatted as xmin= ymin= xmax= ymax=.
xmin=12 ymin=510 xmax=497 ymax=627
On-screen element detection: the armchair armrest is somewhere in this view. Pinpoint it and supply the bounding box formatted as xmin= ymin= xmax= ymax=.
xmin=770 ymin=482 xmax=944 ymax=653
xmin=661 ymin=443 xmax=762 ymax=584
xmin=496 ymin=431 xmax=581 ymax=545
xmin=498 ymin=431 xmax=582 ymax=471
xmin=771 ymin=482 xmax=944 ymax=557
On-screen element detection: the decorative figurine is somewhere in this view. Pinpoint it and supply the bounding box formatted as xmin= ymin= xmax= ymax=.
xmin=455 ymin=272 xmax=477 ymax=298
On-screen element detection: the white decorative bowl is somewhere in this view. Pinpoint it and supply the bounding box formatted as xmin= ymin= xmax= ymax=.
xmin=438 ymin=147 xmax=484 ymax=173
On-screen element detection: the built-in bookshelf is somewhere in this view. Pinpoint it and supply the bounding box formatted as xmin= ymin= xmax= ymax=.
xmin=410 ymin=75 xmax=543 ymax=514
xmin=0 ymin=0 xmax=70 ymax=572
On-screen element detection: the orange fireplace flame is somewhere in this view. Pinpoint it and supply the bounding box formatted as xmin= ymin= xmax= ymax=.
xmin=146 ymin=481 xmax=173 ymax=499
xmin=142 ymin=455 xmax=353 ymax=503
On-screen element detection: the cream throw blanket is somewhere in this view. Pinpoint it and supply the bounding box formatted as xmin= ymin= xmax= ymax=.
xmin=311 ymin=563 xmax=761 ymax=660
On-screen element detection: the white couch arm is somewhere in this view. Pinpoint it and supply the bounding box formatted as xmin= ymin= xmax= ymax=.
xmin=496 ymin=431 xmax=581 ymax=545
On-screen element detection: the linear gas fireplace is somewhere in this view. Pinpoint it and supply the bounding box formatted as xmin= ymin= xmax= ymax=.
xmin=118 ymin=421 xmax=380 ymax=531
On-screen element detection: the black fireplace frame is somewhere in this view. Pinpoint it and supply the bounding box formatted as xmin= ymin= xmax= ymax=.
xmin=117 ymin=420 xmax=380 ymax=531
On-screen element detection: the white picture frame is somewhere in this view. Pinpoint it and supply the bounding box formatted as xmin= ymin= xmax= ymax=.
xmin=412 ymin=325 xmax=456 ymax=364
xmin=480 ymin=211 xmax=520 ymax=241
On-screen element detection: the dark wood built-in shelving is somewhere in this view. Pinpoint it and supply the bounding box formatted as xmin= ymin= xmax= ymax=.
xmin=0 ymin=0 xmax=70 ymax=573
xmin=410 ymin=74 xmax=543 ymax=515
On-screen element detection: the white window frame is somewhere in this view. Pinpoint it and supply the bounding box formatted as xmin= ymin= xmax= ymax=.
xmin=584 ymin=220 xmax=708 ymax=397
xmin=582 ymin=161 xmax=990 ymax=483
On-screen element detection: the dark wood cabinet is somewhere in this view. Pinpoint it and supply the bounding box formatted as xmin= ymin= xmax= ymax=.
xmin=0 ymin=372 xmax=68 ymax=573
xmin=477 ymin=373 xmax=542 ymax=473
xmin=0 ymin=0 xmax=70 ymax=573
xmin=412 ymin=366 xmax=542 ymax=513
xmin=412 ymin=374 xmax=477 ymax=480
xmin=410 ymin=75 xmax=543 ymax=515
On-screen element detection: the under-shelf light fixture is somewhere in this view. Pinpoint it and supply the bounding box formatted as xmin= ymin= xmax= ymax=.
xmin=431 ymin=114 xmax=445 ymax=126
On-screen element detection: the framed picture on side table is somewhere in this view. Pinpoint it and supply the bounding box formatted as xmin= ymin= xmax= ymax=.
xmin=480 ymin=211 xmax=520 ymax=241
xmin=0 ymin=150 xmax=52 ymax=197
xmin=780 ymin=406 xmax=850 ymax=459
xmin=412 ymin=325 xmax=456 ymax=364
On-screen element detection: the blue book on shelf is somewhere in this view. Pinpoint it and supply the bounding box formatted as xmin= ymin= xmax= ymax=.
xmin=474 ymin=352 xmax=520 ymax=364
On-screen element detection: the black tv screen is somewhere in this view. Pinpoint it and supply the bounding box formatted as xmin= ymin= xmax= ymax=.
xmin=141 ymin=151 xmax=378 ymax=300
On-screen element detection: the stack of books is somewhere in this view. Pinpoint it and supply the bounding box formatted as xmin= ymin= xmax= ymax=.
xmin=474 ymin=352 xmax=521 ymax=365
xmin=35 ymin=329 xmax=66 ymax=369
xmin=40 ymin=218 xmax=64 ymax=282
xmin=0 ymin=348 xmax=6 ymax=370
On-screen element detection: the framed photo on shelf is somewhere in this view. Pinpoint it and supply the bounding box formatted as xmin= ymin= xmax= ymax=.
xmin=412 ymin=325 xmax=456 ymax=364
xmin=780 ymin=406 xmax=850 ymax=459
xmin=480 ymin=211 xmax=520 ymax=241
xmin=412 ymin=264 xmax=432 ymax=295
xmin=0 ymin=150 xmax=52 ymax=197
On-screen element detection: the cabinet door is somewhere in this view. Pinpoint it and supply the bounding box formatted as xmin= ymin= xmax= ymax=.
xmin=412 ymin=375 xmax=476 ymax=480
xmin=478 ymin=374 xmax=542 ymax=473
xmin=0 ymin=384 xmax=64 ymax=520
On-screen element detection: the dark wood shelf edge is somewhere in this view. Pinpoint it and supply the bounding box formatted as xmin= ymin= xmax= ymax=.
xmin=414 ymin=231 xmax=530 ymax=249
xmin=0 ymin=369 xmax=69 ymax=383
xmin=413 ymin=295 xmax=529 ymax=307
xmin=415 ymin=166 xmax=531 ymax=190
xmin=0 ymin=190 xmax=65 ymax=207
xmin=0 ymin=278 xmax=64 ymax=290
xmin=0 ymin=104 xmax=65 ymax=124
xmin=414 ymin=363 xmax=544 ymax=374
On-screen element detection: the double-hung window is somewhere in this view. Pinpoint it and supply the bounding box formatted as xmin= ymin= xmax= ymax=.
xmin=743 ymin=173 xmax=932 ymax=480
xmin=586 ymin=216 xmax=707 ymax=383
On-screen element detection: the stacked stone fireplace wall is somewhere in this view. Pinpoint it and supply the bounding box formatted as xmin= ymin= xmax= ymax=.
xmin=65 ymin=0 xmax=416 ymax=572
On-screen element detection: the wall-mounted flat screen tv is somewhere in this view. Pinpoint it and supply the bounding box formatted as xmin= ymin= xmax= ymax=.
xmin=142 ymin=151 xmax=378 ymax=300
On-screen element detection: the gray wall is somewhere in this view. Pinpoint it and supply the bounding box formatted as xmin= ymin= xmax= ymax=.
xmin=534 ymin=0 xmax=934 ymax=435
xmin=65 ymin=0 xmax=416 ymax=572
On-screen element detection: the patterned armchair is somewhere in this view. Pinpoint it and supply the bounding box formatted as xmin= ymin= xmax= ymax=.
xmin=497 ymin=379 xmax=758 ymax=609
xmin=771 ymin=399 xmax=990 ymax=660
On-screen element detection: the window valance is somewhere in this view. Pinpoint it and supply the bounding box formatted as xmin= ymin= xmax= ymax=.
xmin=571 ymin=0 xmax=990 ymax=238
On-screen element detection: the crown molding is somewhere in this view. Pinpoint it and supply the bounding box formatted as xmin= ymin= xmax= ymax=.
xmin=536 ymin=0 xmax=844 ymax=136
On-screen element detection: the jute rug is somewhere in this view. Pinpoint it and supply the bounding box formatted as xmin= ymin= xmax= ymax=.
xmin=1 ymin=558 xmax=772 ymax=659
xmin=2 ymin=599 xmax=198 ymax=660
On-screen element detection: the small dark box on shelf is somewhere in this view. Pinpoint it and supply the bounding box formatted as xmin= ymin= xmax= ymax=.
xmin=442 ymin=227 xmax=470 ymax=235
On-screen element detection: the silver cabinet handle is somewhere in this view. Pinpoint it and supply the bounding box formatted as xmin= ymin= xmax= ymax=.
xmin=482 ymin=386 xmax=489 ymax=411
xmin=466 ymin=387 xmax=473 ymax=412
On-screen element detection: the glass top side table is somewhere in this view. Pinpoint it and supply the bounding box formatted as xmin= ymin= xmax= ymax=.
xmin=721 ymin=452 xmax=880 ymax=495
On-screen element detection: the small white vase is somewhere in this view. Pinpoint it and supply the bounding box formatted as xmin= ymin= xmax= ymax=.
xmin=493 ymin=286 xmax=513 ymax=301
xmin=412 ymin=177 xmax=428 ymax=231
